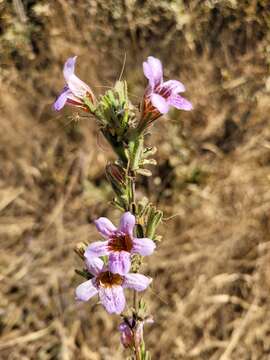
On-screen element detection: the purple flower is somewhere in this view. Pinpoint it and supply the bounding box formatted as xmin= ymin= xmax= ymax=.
xmin=119 ymin=317 xmax=154 ymax=348
xmin=85 ymin=212 xmax=156 ymax=275
xmin=75 ymin=257 xmax=152 ymax=314
xmin=141 ymin=56 xmax=192 ymax=123
xmin=54 ymin=56 xmax=95 ymax=112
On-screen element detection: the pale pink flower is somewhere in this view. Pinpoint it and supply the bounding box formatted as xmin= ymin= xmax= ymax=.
xmin=141 ymin=56 xmax=192 ymax=124
xmin=75 ymin=257 xmax=152 ymax=314
xmin=86 ymin=212 xmax=156 ymax=275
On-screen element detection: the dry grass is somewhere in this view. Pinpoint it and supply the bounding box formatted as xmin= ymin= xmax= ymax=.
xmin=1 ymin=0 xmax=270 ymax=359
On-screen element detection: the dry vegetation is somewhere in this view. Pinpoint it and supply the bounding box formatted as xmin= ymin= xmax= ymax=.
xmin=1 ymin=0 xmax=270 ymax=359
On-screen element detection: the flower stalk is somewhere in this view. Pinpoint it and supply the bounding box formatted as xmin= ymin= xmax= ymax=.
xmin=54 ymin=55 xmax=192 ymax=359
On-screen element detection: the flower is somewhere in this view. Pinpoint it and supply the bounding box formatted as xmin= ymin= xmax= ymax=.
xmin=141 ymin=56 xmax=192 ymax=124
xmin=54 ymin=56 xmax=95 ymax=112
xmin=85 ymin=212 xmax=156 ymax=275
xmin=75 ymin=257 xmax=152 ymax=314
xmin=119 ymin=317 xmax=154 ymax=348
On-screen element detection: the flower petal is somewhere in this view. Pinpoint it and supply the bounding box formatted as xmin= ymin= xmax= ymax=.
xmin=150 ymin=93 xmax=169 ymax=114
xmin=85 ymin=256 xmax=104 ymax=276
xmin=163 ymin=80 xmax=186 ymax=94
xmin=143 ymin=62 xmax=155 ymax=89
xmin=68 ymin=75 xmax=92 ymax=99
xmin=109 ymin=251 xmax=131 ymax=275
xmin=123 ymin=273 xmax=152 ymax=292
xmin=63 ymin=56 xmax=77 ymax=80
xmin=119 ymin=321 xmax=132 ymax=332
xmin=132 ymin=237 xmax=156 ymax=256
xmin=65 ymin=91 xmax=84 ymax=104
xmin=94 ymin=217 xmax=116 ymax=238
xmin=75 ymin=279 xmax=98 ymax=301
xmin=99 ymin=286 xmax=126 ymax=314
xmin=63 ymin=56 xmax=92 ymax=98
xmin=118 ymin=212 xmax=135 ymax=236
xmin=143 ymin=56 xmax=163 ymax=89
xmin=54 ymin=86 xmax=70 ymax=111
xmin=85 ymin=241 xmax=109 ymax=259
xmin=167 ymin=94 xmax=193 ymax=111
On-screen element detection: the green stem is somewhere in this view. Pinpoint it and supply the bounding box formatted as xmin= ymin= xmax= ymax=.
xmin=106 ymin=131 xmax=147 ymax=360
xmin=128 ymin=173 xmax=138 ymax=313
xmin=133 ymin=285 xmax=138 ymax=312
xmin=128 ymin=172 xmax=136 ymax=213
xmin=102 ymin=130 xmax=128 ymax=164
xmin=134 ymin=345 xmax=141 ymax=360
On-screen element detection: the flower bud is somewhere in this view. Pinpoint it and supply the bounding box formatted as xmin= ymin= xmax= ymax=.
xmin=119 ymin=319 xmax=134 ymax=348
xmin=74 ymin=242 xmax=87 ymax=260
xmin=118 ymin=317 xmax=154 ymax=349
xmin=106 ymin=163 xmax=126 ymax=187
xmin=105 ymin=164 xmax=128 ymax=208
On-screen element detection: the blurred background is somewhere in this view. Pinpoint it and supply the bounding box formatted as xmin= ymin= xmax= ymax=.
xmin=1 ymin=0 xmax=270 ymax=359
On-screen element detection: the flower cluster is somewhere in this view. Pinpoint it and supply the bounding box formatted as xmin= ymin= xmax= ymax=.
xmin=76 ymin=212 xmax=155 ymax=314
xmin=54 ymin=55 xmax=192 ymax=127
xmin=54 ymin=54 xmax=192 ymax=358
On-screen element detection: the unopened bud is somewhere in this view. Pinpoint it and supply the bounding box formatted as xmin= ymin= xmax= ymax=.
xmin=118 ymin=316 xmax=154 ymax=349
xmin=74 ymin=242 xmax=88 ymax=260
xmin=145 ymin=208 xmax=163 ymax=239
xmin=137 ymin=168 xmax=152 ymax=177
xmin=106 ymin=163 xmax=126 ymax=186
xmin=142 ymin=158 xmax=157 ymax=166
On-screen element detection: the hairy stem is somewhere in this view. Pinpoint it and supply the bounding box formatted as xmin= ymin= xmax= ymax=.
xmin=109 ymin=135 xmax=148 ymax=359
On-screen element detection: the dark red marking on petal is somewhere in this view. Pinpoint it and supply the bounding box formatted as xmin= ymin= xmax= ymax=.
xmin=66 ymin=98 xmax=90 ymax=112
xmin=97 ymin=271 xmax=123 ymax=288
xmin=108 ymin=233 xmax=133 ymax=252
